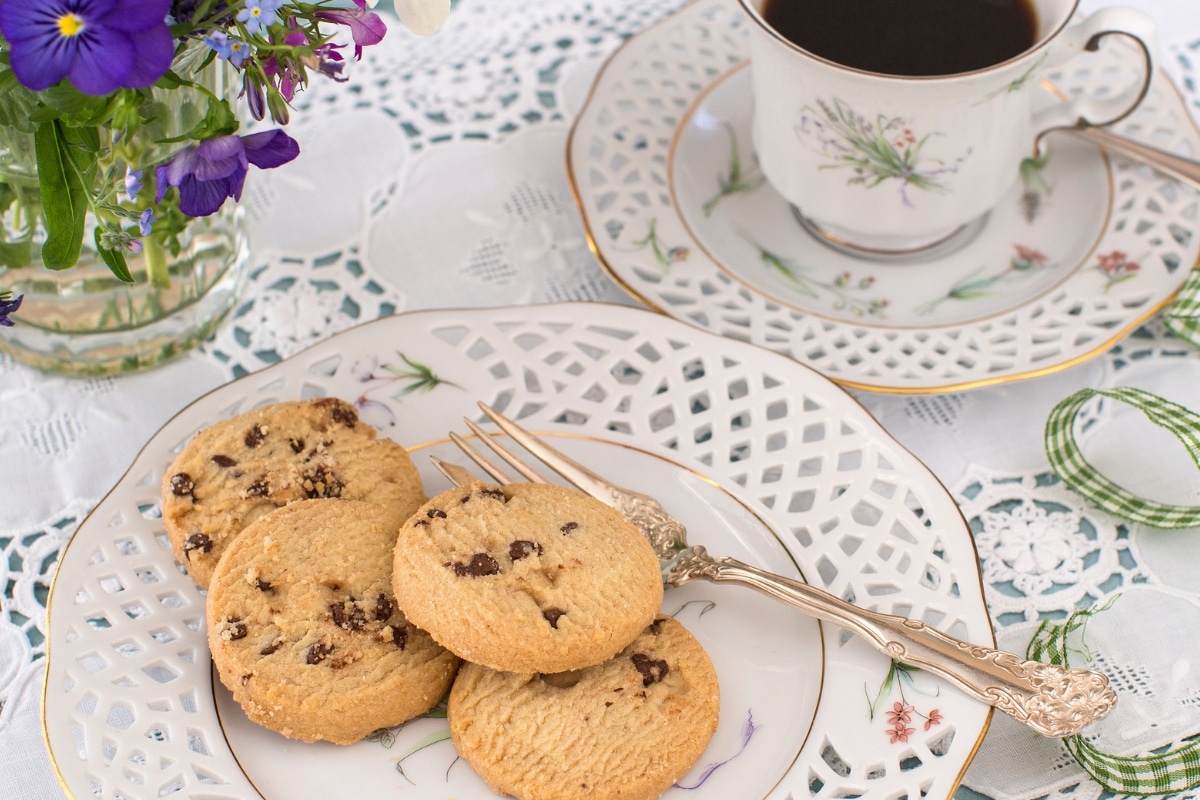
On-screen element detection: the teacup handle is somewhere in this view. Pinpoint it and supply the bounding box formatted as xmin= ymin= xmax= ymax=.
xmin=1031 ymin=7 xmax=1157 ymax=155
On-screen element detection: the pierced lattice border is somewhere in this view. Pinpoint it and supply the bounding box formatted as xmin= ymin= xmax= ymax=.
xmin=45 ymin=303 xmax=991 ymax=799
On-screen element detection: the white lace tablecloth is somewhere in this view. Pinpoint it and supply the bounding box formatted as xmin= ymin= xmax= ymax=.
xmin=4 ymin=1 xmax=1200 ymax=798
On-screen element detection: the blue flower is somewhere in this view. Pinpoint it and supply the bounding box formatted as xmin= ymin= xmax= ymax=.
xmin=125 ymin=167 xmax=143 ymax=201
xmin=205 ymin=31 xmax=250 ymax=68
xmin=0 ymin=293 xmax=22 ymax=327
xmin=155 ymin=130 xmax=299 ymax=217
xmin=138 ymin=208 xmax=156 ymax=236
xmin=236 ymin=0 xmax=284 ymax=34
xmin=0 ymin=0 xmax=175 ymax=95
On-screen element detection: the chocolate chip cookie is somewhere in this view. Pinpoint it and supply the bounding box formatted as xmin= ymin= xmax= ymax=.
xmin=206 ymin=498 xmax=460 ymax=745
xmin=162 ymin=397 xmax=425 ymax=588
xmin=448 ymin=615 xmax=720 ymax=800
xmin=391 ymin=481 xmax=664 ymax=674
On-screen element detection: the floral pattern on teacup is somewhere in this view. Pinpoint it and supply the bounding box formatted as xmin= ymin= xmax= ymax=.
xmin=795 ymin=98 xmax=972 ymax=207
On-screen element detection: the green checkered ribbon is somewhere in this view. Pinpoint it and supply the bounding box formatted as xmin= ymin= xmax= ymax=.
xmin=1040 ymin=387 xmax=1200 ymax=792
xmin=1163 ymin=269 xmax=1200 ymax=347
xmin=1045 ymin=387 xmax=1200 ymax=529
xmin=1028 ymin=600 xmax=1200 ymax=793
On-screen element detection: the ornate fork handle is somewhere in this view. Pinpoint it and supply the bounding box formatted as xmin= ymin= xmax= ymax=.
xmin=457 ymin=402 xmax=1117 ymax=739
xmin=670 ymin=545 xmax=1116 ymax=738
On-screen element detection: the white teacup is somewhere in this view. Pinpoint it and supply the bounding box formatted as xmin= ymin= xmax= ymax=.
xmin=736 ymin=0 xmax=1157 ymax=255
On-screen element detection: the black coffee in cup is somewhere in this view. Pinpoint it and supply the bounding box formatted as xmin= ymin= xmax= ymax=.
xmin=759 ymin=0 xmax=1039 ymax=77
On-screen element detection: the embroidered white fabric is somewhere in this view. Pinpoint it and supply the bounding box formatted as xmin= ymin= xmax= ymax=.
xmin=2 ymin=0 xmax=1200 ymax=798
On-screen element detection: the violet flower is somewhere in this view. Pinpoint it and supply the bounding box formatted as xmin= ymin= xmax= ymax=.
xmin=0 ymin=294 xmax=22 ymax=327
xmin=155 ymin=130 xmax=300 ymax=218
xmin=314 ymin=1 xmax=387 ymax=58
xmin=0 ymin=0 xmax=174 ymax=95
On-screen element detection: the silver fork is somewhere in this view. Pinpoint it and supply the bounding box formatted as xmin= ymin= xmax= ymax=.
xmin=435 ymin=402 xmax=1117 ymax=739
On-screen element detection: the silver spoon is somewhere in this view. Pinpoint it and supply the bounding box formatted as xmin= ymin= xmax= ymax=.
xmin=1066 ymin=126 xmax=1200 ymax=188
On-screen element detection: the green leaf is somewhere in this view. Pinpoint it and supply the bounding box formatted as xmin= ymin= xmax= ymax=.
xmin=0 ymin=238 xmax=32 ymax=269
xmin=38 ymin=82 xmax=102 ymax=116
xmin=34 ymin=120 xmax=87 ymax=271
xmin=94 ymin=226 xmax=133 ymax=283
xmin=0 ymin=68 xmax=43 ymax=131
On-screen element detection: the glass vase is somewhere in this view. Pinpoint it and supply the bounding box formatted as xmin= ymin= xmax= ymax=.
xmin=0 ymin=67 xmax=248 ymax=377
xmin=0 ymin=208 xmax=247 ymax=376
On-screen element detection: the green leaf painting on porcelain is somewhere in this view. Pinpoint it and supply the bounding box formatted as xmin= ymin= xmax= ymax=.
xmin=749 ymin=239 xmax=889 ymax=318
xmin=352 ymin=352 xmax=463 ymax=427
xmin=628 ymin=218 xmax=689 ymax=271
xmin=703 ymin=123 xmax=765 ymax=216
xmin=795 ymin=98 xmax=971 ymax=207
xmin=915 ymin=243 xmax=1055 ymax=315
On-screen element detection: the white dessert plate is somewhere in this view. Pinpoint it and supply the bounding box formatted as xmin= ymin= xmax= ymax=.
xmin=43 ymin=302 xmax=991 ymax=799
xmin=567 ymin=0 xmax=1200 ymax=392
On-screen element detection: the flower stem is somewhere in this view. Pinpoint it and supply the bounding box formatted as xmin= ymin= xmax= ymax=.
xmin=144 ymin=236 xmax=170 ymax=289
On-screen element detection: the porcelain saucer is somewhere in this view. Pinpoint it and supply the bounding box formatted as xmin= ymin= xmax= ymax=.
xmin=567 ymin=0 xmax=1200 ymax=393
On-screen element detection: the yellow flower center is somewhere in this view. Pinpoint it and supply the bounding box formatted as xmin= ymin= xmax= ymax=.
xmin=57 ymin=13 xmax=85 ymax=37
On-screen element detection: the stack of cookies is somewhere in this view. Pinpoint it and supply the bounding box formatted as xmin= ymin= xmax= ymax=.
xmin=395 ymin=480 xmax=721 ymax=800
xmin=163 ymin=398 xmax=720 ymax=800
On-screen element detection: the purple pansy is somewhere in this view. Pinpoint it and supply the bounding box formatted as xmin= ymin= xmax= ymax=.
xmin=0 ymin=0 xmax=174 ymax=96
xmin=0 ymin=294 xmax=22 ymax=327
xmin=155 ymin=130 xmax=299 ymax=217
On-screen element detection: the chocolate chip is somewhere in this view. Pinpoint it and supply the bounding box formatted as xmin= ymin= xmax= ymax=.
xmin=331 ymin=600 xmax=367 ymax=632
xmin=241 ymin=673 xmax=252 ymax=686
xmin=631 ymin=653 xmax=669 ymax=687
xmin=461 ymin=494 xmax=472 ymax=504
xmin=427 ymin=508 xmax=447 ymax=519
xmin=244 ymin=424 xmax=268 ymax=447
xmin=394 ymin=624 xmax=409 ymax=651
xmin=646 ymin=618 xmax=665 ymax=635
xmin=542 ymin=608 xmax=566 ymax=629
xmin=211 ymin=455 xmax=237 ymax=468
xmin=183 ymin=533 xmax=212 ymax=558
xmin=301 ymin=465 xmax=343 ymax=499
xmin=254 ymin=577 xmax=273 ymax=593
xmin=260 ymin=639 xmax=283 ymax=655
xmin=288 ymin=437 xmax=305 ymax=454
xmin=330 ymin=403 xmax=358 ymax=426
xmin=449 ymin=553 xmax=500 ymax=577
xmin=480 ymin=488 xmax=506 ymax=501
xmin=222 ymin=619 xmax=247 ymax=641
xmin=560 ymin=521 xmax=579 ymax=535
xmin=374 ymin=594 xmax=395 ymax=621
xmin=168 ymin=473 xmax=195 ymax=497
xmin=413 ymin=518 xmax=428 ymax=527
xmin=246 ymin=478 xmax=270 ymax=497
xmin=307 ymin=642 xmax=333 ymax=665
xmin=509 ymin=540 xmax=543 ymax=561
